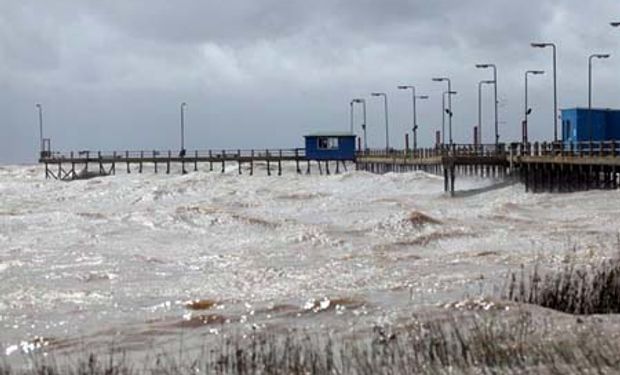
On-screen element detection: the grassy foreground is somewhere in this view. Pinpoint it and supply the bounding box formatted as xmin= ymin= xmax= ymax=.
xmin=2 ymin=308 xmax=620 ymax=374
xmin=5 ymin=258 xmax=620 ymax=374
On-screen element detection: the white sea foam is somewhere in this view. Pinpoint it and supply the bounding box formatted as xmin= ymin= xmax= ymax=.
xmin=1 ymin=163 xmax=619 ymax=358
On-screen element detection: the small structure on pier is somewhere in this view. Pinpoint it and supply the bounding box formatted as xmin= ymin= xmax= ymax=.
xmin=562 ymin=108 xmax=620 ymax=142
xmin=304 ymin=133 xmax=356 ymax=161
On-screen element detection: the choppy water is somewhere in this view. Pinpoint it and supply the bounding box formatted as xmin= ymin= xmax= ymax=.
xmin=1 ymin=162 xmax=619 ymax=359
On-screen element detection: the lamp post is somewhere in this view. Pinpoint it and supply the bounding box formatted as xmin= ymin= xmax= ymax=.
xmin=531 ymin=43 xmax=558 ymax=142
xmin=478 ymin=80 xmax=494 ymax=144
xmin=588 ymin=53 xmax=611 ymax=141
xmin=397 ymin=85 xmax=416 ymax=147
xmin=474 ymin=64 xmax=498 ymax=145
xmin=397 ymin=85 xmax=428 ymax=150
xmin=611 ymin=22 xmax=620 ymax=27
xmin=432 ymin=78 xmax=453 ymax=144
xmin=349 ymin=100 xmax=355 ymax=134
xmin=524 ymin=70 xmax=545 ymax=143
xmin=413 ymin=95 xmax=429 ymax=150
xmin=371 ymin=92 xmax=389 ymax=151
xmin=35 ymin=104 xmax=43 ymax=153
xmin=352 ymin=98 xmax=367 ymax=150
xmin=180 ymin=102 xmax=187 ymax=155
xmin=441 ymin=91 xmax=457 ymax=145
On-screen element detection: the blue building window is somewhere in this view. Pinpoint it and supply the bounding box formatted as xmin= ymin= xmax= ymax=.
xmin=317 ymin=137 xmax=339 ymax=150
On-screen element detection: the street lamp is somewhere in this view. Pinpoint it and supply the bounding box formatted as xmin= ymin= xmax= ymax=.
xmin=478 ymin=80 xmax=494 ymax=144
xmin=441 ymin=91 xmax=457 ymax=145
xmin=352 ymin=98 xmax=367 ymax=150
xmin=414 ymin=95 xmax=429 ymax=150
xmin=398 ymin=85 xmax=428 ymax=150
xmin=588 ymin=53 xmax=611 ymax=140
xmin=371 ymin=92 xmax=389 ymax=151
xmin=611 ymin=22 xmax=620 ymax=27
xmin=349 ymin=100 xmax=355 ymax=134
xmin=432 ymin=77 xmax=453 ymax=144
xmin=180 ymin=102 xmax=187 ymax=155
xmin=475 ymin=64 xmax=499 ymax=145
xmin=524 ymin=70 xmax=545 ymax=143
xmin=35 ymin=103 xmax=43 ymax=153
xmin=531 ymin=43 xmax=558 ymax=142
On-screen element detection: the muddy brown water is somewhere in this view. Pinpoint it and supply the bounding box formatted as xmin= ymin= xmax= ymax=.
xmin=1 ymin=164 xmax=620 ymax=363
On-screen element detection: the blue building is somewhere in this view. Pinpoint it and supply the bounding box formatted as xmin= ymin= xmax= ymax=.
xmin=562 ymin=108 xmax=620 ymax=143
xmin=304 ymin=133 xmax=356 ymax=161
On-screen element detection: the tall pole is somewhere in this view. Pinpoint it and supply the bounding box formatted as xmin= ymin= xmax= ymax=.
xmin=448 ymin=80 xmax=452 ymax=145
xmin=588 ymin=54 xmax=611 ymax=141
xmin=412 ymin=90 xmax=417 ymax=138
xmin=524 ymin=70 xmax=545 ymax=143
xmin=475 ymin=64 xmax=498 ymax=144
xmin=398 ymin=85 xmax=427 ymax=150
xmin=349 ymin=100 xmax=354 ymax=134
xmin=493 ymin=66 xmax=498 ymax=145
xmin=413 ymin=95 xmax=428 ymax=150
xmin=384 ymin=95 xmax=389 ymax=150
xmin=440 ymin=90 xmax=456 ymax=146
xmin=478 ymin=82 xmax=482 ymax=144
xmin=441 ymin=92 xmax=446 ymax=145
xmin=412 ymin=91 xmax=418 ymax=151
xmin=361 ymin=100 xmax=367 ymax=150
xmin=477 ymin=81 xmax=493 ymax=144
xmin=531 ymin=43 xmax=558 ymax=142
xmin=552 ymin=46 xmax=557 ymax=142
xmin=525 ymin=72 xmax=529 ymax=143
xmin=589 ymin=56 xmax=592 ymax=141
xmin=36 ymin=104 xmax=43 ymax=152
xmin=371 ymin=93 xmax=389 ymax=151
xmin=433 ymin=78 xmax=452 ymax=144
xmin=411 ymin=87 xmax=417 ymax=144
xmin=352 ymin=99 xmax=368 ymax=151
xmin=180 ymin=102 xmax=187 ymax=152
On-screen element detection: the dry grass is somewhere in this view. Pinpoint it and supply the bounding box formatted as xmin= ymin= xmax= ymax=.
xmin=3 ymin=310 xmax=620 ymax=374
xmin=7 ymin=247 xmax=620 ymax=373
xmin=505 ymin=256 xmax=620 ymax=315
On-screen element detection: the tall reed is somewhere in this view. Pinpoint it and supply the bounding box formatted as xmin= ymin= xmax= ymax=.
xmin=505 ymin=258 xmax=620 ymax=315
xmin=3 ymin=311 xmax=620 ymax=374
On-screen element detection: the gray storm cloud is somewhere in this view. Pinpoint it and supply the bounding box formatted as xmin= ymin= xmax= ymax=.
xmin=1 ymin=0 xmax=619 ymax=163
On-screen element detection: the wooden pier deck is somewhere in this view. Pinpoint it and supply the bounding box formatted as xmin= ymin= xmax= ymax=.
xmin=39 ymin=141 xmax=620 ymax=196
xmin=356 ymin=141 xmax=620 ymax=195
xmin=38 ymin=148 xmax=353 ymax=180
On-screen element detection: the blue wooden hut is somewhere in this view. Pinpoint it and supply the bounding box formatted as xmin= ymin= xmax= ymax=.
xmin=562 ymin=108 xmax=620 ymax=143
xmin=304 ymin=133 xmax=356 ymax=161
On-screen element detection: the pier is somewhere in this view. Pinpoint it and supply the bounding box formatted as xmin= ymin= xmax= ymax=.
xmin=38 ymin=148 xmax=354 ymax=180
xmin=357 ymin=141 xmax=620 ymax=195
xmin=39 ymin=141 xmax=620 ymax=196
xmin=357 ymin=144 xmax=509 ymax=195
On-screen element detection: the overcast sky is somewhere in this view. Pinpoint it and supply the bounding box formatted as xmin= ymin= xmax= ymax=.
xmin=1 ymin=0 xmax=619 ymax=163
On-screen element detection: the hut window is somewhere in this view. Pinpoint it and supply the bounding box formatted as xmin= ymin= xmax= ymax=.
xmin=317 ymin=137 xmax=339 ymax=150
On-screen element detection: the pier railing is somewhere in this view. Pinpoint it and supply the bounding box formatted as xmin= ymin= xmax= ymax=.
xmin=512 ymin=141 xmax=620 ymax=158
xmin=359 ymin=141 xmax=620 ymax=159
xmin=39 ymin=148 xmax=316 ymax=180
xmin=357 ymin=141 xmax=620 ymax=195
xmin=37 ymin=142 xmax=620 ymax=192
xmin=41 ymin=148 xmax=306 ymax=161
xmin=357 ymin=143 xmax=506 ymax=158
xmin=41 ymin=141 xmax=620 ymax=163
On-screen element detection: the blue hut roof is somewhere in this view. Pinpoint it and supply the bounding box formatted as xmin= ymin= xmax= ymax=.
xmin=304 ymin=132 xmax=355 ymax=138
